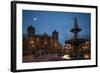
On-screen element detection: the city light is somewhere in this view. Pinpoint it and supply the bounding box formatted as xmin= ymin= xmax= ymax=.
xmin=37 ymin=38 xmax=39 ymax=41
xmin=62 ymin=55 xmax=70 ymax=59
xmin=84 ymin=54 xmax=90 ymax=59
xmin=44 ymin=41 xmax=47 ymax=44
xmin=30 ymin=40 xmax=34 ymax=44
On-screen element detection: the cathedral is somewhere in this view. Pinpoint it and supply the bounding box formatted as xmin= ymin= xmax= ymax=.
xmin=23 ymin=25 xmax=64 ymax=62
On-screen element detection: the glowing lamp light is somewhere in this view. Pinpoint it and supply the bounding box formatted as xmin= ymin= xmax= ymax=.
xmin=37 ymin=38 xmax=39 ymax=41
xmin=44 ymin=42 xmax=47 ymax=44
xmin=32 ymin=45 xmax=34 ymax=48
xmin=86 ymin=41 xmax=89 ymax=44
xmin=30 ymin=41 xmax=34 ymax=44
xmin=84 ymin=54 xmax=90 ymax=58
xmin=54 ymin=43 xmax=57 ymax=46
xmin=62 ymin=55 xmax=70 ymax=59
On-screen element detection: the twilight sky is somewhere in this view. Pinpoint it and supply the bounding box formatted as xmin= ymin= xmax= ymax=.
xmin=22 ymin=10 xmax=91 ymax=45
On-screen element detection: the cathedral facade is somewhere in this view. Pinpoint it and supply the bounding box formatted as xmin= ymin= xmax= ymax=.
xmin=23 ymin=25 xmax=63 ymax=59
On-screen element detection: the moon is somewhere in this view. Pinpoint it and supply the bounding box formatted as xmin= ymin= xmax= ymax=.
xmin=33 ymin=18 xmax=37 ymax=21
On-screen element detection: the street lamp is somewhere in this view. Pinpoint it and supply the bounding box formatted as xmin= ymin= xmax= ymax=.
xmin=30 ymin=40 xmax=34 ymax=44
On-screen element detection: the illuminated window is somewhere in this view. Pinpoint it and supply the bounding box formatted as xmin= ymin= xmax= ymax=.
xmin=54 ymin=43 xmax=57 ymax=46
xmin=37 ymin=38 xmax=39 ymax=41
xmin=30 ymin=41 xmax=34 ymax=44
xmin=86 ymin=41 xmax=89 ymax=44
xmin=32 ymin=45 xmax=34 ymax=47
xmin=82 ymin=46 xmax=85 ymax=49
xmin=44 ymin=42 xmax=47 ymax=44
